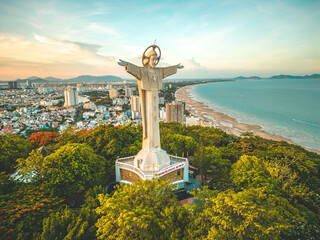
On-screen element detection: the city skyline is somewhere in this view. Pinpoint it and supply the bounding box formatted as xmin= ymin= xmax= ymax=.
xmin=0 ymin=0 xmax=320 ymax=80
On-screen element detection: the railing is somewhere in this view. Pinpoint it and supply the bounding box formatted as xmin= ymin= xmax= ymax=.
xmin=116 ymin=154 xmax=189 ymax=180
xmin=169 ymin=155 xmax=189 ymax=165
xmin=116 ymin=156 xmax=135 ymax=163
xmin=156 ymin=155 xmax=188 ymax=176
xmin=116 ymin=161 xmax=146 ymax=180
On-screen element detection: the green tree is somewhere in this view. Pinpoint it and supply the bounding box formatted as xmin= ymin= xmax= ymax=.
xmin=54 ymin=126 xmax=82 ymax=150
xmin=205 ymin=146 xmax=232 ymax=185
xmin=41 ymin=185 xmax=109 ymax=240
xmin=41 ymin=207 xmax=79 ymax=240
xmin=0 ymin=183 xmax=65 ymax=240
xmin=231 ymin=155 xmax=275 ymax=190
xmin=16 ymin=150 xmax=44 ymax=182
xmin=230 ymin=155 xmax=320 ymax=238
xmin=119 ymin=140 xmax=142 ymax=157
xmin=41 ymin=206 xmax=98 ymax=240
xmin=84 ymin=124 xmax=141 ymax=166
xmin=193 ymin=141 xmax=209 ymax=184
xmin=161 ymin=134 xmax=197 ymax=157
xmin=220 ymin=142 xmax=242 ymax=163
xmin=96 ymin=179 xmax=189 ymax=240
xmin=0 ymin=134 xmax=33 ymax=174
xmin=40 ymin=143 xmax=106 ymax=196
xmin=231 ymin=155 xmax=311 ymax=201
xmin=272 ymin=146 xmax=318 ymax=182
xmin=0 ymin=172 xmax=15 ymax=195
xmin=189 ymin=187 xmax=302 ymax=240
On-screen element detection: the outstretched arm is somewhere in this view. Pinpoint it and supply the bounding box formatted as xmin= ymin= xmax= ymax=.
xmin=118 ymin=59 xmax=127 ymax=66
xmin=162 ymin=64 xmax=184 ymax=78
xmin=177 ymin=63 xmax=184 ymax=69
xmin=118 ymin=59 xmax=142 ymax=80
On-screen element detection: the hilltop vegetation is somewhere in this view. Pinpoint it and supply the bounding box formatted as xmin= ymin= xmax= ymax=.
xmin=1 ymin=123 xmax=320 ymax=239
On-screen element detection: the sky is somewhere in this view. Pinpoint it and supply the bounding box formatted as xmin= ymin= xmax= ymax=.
xmin=0 ymin=0 xmax=319 ymax=80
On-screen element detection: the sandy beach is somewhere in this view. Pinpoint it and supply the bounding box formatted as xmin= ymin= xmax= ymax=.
xmin=176 ymin=85 xmax=320 ymax=155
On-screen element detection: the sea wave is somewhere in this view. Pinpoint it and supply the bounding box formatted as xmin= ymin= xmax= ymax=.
xmin=292 ymin=118 xmax=320 ymax=127
xmin=189 ymin=85 xmax=320 ymax=150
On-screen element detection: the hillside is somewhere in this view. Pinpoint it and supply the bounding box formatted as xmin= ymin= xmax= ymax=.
xmin=1 ymin=123 xmax=320 ymax=239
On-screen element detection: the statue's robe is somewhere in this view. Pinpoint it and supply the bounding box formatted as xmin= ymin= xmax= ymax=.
xmin=125 ymin=63 xmax=178 ymax=151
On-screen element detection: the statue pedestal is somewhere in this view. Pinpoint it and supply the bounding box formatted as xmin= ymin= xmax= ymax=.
xmin=134 ymin=148 xmax=170 ymax=172
xmin=115 ymin=151 xmax=189 ymax=188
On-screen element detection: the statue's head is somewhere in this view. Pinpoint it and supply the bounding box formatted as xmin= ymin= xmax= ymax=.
xmin=146 ymin=50 xmax=157 ymax=68
xmin=142 ymin=45 xmax=161 ymax=68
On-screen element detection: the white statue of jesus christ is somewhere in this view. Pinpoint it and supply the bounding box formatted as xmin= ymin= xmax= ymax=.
xmin=118 ymin=45 xmax=183 ymax=171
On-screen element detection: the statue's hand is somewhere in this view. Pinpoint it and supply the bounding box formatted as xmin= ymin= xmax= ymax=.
xmin=118 ymin=59 xmax=127 ymax=66
xmin=177 ymin=63 xmax=184 ymax=69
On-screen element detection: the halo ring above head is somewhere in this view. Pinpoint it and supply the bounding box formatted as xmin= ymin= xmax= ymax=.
xmin=142 ymin=45 xmax=161 ymax=67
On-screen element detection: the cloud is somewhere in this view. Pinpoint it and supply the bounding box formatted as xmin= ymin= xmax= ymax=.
xmin=86 ymin=23 xmax=119 ymax=36
xmin=180 ymin=57 xmax=201 ymax=70
xmin=33 ymin=34 xmax=104 ymax=54
xmin=0 ymin=34 xmax=122 ymax=80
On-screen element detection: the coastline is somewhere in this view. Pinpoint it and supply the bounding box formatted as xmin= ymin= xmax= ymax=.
xmin=175 ymin=85 xmax=320 ymax=155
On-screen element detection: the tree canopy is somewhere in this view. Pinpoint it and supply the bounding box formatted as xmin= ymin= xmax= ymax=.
xmin=96 ymin=180 xmax=189 ymax=240
xmin=1 ymin=122 xmax=320 ymax=239
xmin=0 ymin=134 xmax=33 ymax=174
xmin=16 ymin=143 xmax=106 ymax=196
xmin=28 ymin=132 xmax=60 ymax=148
xmin=41 ymin=143 xmax=106 ymax=195
xmin=189 ymin=187 xmax=302 ymax=240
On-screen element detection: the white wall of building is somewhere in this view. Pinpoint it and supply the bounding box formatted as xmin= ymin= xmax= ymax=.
xmin=64 ymin=86 xmax=79 ymax=107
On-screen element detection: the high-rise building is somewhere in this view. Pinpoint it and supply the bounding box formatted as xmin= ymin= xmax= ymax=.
xmin=109 ymin=88 xmax=118 ymax=99
xmin=125 ymin=87 xmax=133 ymax=97
xmin=26 ymin=80 xmax=32 ymax=88
xmin=166 ymin=101 xmax=185 ymax=124
xmin=131 ymin=111 xmax=141 ymax=119
xmin=64 ymin=86 xmax=79 ymax=107
xmin=131 ymin=95 xmax=140 ymax=112
xmin=76 ymin=83 xmax=85 ymax=92
xmin=8 ymin=81 xmax=17 ymax=89
xmin=38 ymin=87 xmax=52 ymax=94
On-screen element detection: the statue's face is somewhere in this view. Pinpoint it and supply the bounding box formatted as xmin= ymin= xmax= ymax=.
xmin=149 ymin=54 xmax=157 ymax=68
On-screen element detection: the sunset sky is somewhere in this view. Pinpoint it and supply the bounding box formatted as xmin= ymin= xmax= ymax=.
xmin=0 ymin=0 xmax=319 ymax=80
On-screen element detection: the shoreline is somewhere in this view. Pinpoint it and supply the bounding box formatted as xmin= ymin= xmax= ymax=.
xmin=175 ymin=85 xmax=320 ymax=155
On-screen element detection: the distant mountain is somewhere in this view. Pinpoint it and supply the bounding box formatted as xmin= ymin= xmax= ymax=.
xmin=8 ymin=75 xmax=123 ymax=83
xmin=234 ymin=76 xmax=247 ymax=80
xmin=234 ymin=76 xmax=261 ymax=80
xmin=269 ymin=74 xmax=320 ymax=79
xmin=309 ymin=74 xmax=320 ymax=78
xmin=67 ymin=75 xmax=122 ymax=82
xmin=233 ymin=74 xmax=319 ymax=80
xmin=269 ymin=75 xmax=303 ymax=79
xmin=41 ymin=75 xmax=122 ymax=82
xmin=16 ymin=78 xmax=47 ymax=83
xmin=44 ymin=76 xmax=62 ymax=81
xmin=26 ymin=76 xmax=41 ymax=80
xmin=5 ymin=74 xmax=319 ymax=83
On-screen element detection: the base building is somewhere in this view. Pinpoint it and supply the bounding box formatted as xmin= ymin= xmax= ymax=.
xmin=116 ymin=152 xmax=189 ymax=188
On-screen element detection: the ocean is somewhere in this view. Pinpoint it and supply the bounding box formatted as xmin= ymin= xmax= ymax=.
xmin=190 ymin=78 xmax=320 ymax=151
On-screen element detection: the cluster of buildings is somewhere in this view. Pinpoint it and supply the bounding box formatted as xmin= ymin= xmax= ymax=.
xmin=1 ymin=80 xmax=207 ymax=136
xmin=0 ymin=106 xmax=77 ymax=135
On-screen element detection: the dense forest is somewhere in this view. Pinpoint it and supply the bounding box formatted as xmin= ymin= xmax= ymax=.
xmin=1 ymin=122 xmax=320 ymax=239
